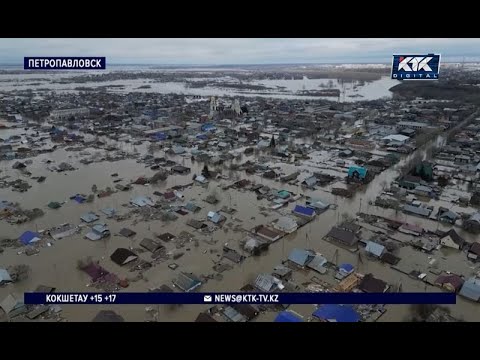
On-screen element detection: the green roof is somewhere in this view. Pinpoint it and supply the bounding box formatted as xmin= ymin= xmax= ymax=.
xmin=277 ymin=190 xmax=290 ymax=199
xmin=48 ymin=202 xmax=61 ymax=209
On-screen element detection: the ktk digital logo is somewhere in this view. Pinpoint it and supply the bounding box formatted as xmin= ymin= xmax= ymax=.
xmin=391 ymin=54 xmax=440 ymax=80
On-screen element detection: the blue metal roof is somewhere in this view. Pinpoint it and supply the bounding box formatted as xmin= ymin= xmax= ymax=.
xmin=313 ymin=304 xmax=360 ymax=322
xmin=339 ymin=263 xmax=354 ymax=272
xmin=288 ymin=248 xmax=314 ymax=266
xmin=73 ymin=195 xmax=86 ymax=204
xmin=293 ymin=205 xmax=315 ymax=217
xmin=274 ymin=311 xmax=303 ymax=322
xmin=19 ymin=231 xmax=40 ymax=245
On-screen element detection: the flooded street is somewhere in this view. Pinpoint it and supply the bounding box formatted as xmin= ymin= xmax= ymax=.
xmin=1 ymin=123 xmax=479 ymax=322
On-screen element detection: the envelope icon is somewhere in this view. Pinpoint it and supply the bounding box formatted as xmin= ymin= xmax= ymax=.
xmin=203 ymin=295 xmax=212 ymax=302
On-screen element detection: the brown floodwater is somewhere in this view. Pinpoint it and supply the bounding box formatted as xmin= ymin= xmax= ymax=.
xmin=1 ymin=130 xmax=479 ymax=322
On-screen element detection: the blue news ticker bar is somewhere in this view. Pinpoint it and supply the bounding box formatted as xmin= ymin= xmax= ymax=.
xmin=24 ymin=57 xmax=106 ymax=70
xmin=24 ymin=292 xmax=456 ymax=305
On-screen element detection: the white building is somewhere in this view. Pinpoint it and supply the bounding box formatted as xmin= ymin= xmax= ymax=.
xmin=50 ymin=108 xmax=90 ymax=120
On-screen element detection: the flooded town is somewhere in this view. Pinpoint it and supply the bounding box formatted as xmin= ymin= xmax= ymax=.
xmin=2 ymin=42 xmax=480 ymax=322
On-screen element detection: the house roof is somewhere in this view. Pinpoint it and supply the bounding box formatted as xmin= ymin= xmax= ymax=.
xmin=403 ymin=204 xmax=431 ymax=216
xmin=119 ymin=228 xmax=136 ymax=238
xmin=307 ymin=199 xmax=330 ymax=210
xmin=255 ymin=225 xmax=282 ymax=241
xmin=441 ymin=229 xmax=465 ymax=246
xmin=208 ymin=211 xmax=225 ymax=224
xmin=359 ymin=274 xmax=388 ymax=293
xmin=399 ymin=223 xmax=423 ymax=233
xmin=469 ymin=242 xmax=480 ymax=256
xmin=313 ymin=304 xmax=360 ymax=322
xmin=140 ymin=238 xmax=164 ymax=253
xmin=255 ymin=273 xmax=276 ymax=292
xmin=110 ymin=248 xmax=138 ymax=266
xmin=19 ymin=231 xmax=41 ymax=245
xmin=274 ymin=311 xmax=303 ymax=322
xmin=288 ymin=248 xmax=314 ymax=267
xmin=244 ymin=237 xmax=268 ymax=252
xmin=401 ymin=175 xmax=423 ymax=184
xmin=173 ymin=272 xmax=202 ymax=292
xmin=340 ymin=222 xmax=361 ymax=233
xmin=339 ymin=263 xmax=354 ymax=273
xmin=348 ymin=166 xmax=368 ymax=178
xmin=185 ymin=202 xmax=200 ymax=212
xmin=327 ymin=227 xmax=357 ymax=246
xmin=0 ymin=294 xmax=23 ymax=314
xmin=275 ymin=216 xmax=298 ymax=231
xmin=130 ymin=196 xmax=155 ymax=207
xmin=164 ymin=191 xmax=176 ymax=199
xmin=92 ymin=310 xmax=125 ymax=322
xmin=100 ymin=207 xmax=116 ymax=217
xmin=195 ymin=313 xmax=217 ymax=322
xmin=303 ymin=176 xmax=317 ymax=187
xmin=460 ymin=278 xmax=480 ymax=301
xmin=232 ymin=304 xmax=259 ymax=320
xmin=223 ymin=306 xmax=246 ymax=322
xmin=307 ymin=254 xmax=328 ymax=273
xmin=80 ymin=212 xmax=99 ymax=223
xmin=439 ymin=210 xmax=458 ymax=221
xmin=293 ymin=205 xmax=315 ymax=217
xmin=380 ymin=252 xmax=400 ymax=265
xmin=365 ymin=241 xmax=386 ymax=257
xmin=435 ymin=274 xmax=464 ymax=290
xmin=382 ymin=134 xmax=409 ymax=142
xmin=0 ymin=269 xmax=12 ymax=283
xmin=468 ymin=212 xmax=480 ymax=223
xmin=273 ymin=265 xmax=292 ymax=277
xmin=415 ymin=185 xmax=433 ymax=193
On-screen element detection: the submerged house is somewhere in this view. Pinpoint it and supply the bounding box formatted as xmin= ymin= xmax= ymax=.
xmin=130 ymin=196 xmax=155 ymax=207
xmin=459 ymin=277 xmax=480 ymax=302
xmin=274 ymin=311 xmax=303 ymax=322
xmin=287 ymin=248 xmax=315 ymax=268
xmin=207 ymin=211 xmax=226 ymax=225
xmin=292 ymin=205 xmax=316 ymax=219
xmin=437 ymin=207 xmax=459 ymax=225
xmin=440 ymin=229 xmax=465 ymax=250
xmin=435 ymin=274 xmax=464 ymax=293
xmin=312 ymin=304 xmax=360 ymax=323
xmin=85 ymin=223 xmax=110 ymax=241
xmin=173 ymin=272 xmax=202 ymax=292
xmin=243 ymin=237 xmax=269 ymax=255
xmin=326 ymin=227 xmax=358 ymax=248
xmin=273 ymin=216 xmax=298 ymax=234
xmin=110 ymin=248 xmax=138 ymax=266
xmin=347 ymin=166 xmax=368 ymax=183
xmin=253 ymin=225 xmax=283 ymax=242
xmin=365 ymin=241 xmax=385 ymax=258
xmin=402 ymin=204 xmax=432 ymax=218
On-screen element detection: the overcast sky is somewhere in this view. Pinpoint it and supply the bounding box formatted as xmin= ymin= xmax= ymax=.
xmin=1 ymin=38 xmax=480 ymax=64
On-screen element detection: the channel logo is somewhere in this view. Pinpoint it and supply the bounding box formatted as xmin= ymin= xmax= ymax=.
xmin=391 ymin=54 xmax=440 ymax=80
